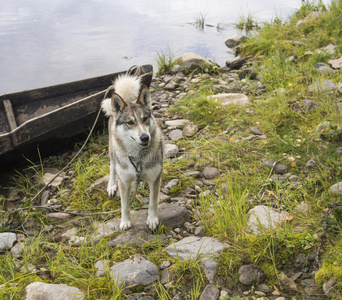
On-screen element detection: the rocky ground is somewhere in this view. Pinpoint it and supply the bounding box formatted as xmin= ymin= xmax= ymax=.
xmin=1 ymin=5 xmax=342 ymax=300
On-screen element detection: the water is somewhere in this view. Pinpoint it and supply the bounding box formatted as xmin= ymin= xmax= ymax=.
xmin=0 ymin=0 xmax=321 ymax=94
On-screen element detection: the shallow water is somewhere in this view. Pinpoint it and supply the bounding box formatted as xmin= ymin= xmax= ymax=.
xmin=0 ymin=0 xmax=325 ymax=94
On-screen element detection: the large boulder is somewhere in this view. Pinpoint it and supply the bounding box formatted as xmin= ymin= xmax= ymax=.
xmin=173 ymin=53 xmax=214 ymax=73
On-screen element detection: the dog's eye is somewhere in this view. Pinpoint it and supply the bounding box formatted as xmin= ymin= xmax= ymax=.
xmin=126 ymin=120 xmax=135 ymax=126
xmin=142 ymin=116 xmax=148 ymax=122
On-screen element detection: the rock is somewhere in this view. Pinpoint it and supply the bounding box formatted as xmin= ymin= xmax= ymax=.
xmin=238 ymin=265 xmax=265 ymax=286
xmin=315 ymin=62 xmax=334 ymax=74
xmin=309 ymin=78 xmax=336 ymax=92
xmin=165 ymin=82 xmax=177 ymax=91
xmin=330 ymin=182 xmax=342 ymax=194
xmin=202 ymin=258 xmax=218 ymax=283
xmin=0 ymin=232 xmax=17 ymax=251
xmin=304 ymin=159 xmax=317 ymax=168
xmin=291 ymin=98 xmax=321 ymax=114
xmin=295 ymin=201 xmax=310 ymax=214
xmin=164 ymin=144 xmax=179 ymax=159
xmin=95 ymin=203 xmax=190 ymax=241
xmin=225 ymin=35 xmax=247 ymax=48
xmin=316 ymin=121 xmax=331 ymax=132
xmin=110 ymin=254 xmax=159 ymax=287
xmin=208 ymin=93 xmax=250 ymax=106
xmin=226 ymin=56 xmax=246 ymax=70
xmin=200 ymin=283 xmax=220 ymax=300
xmin=336 ymin=147 xmax=342 ymax=154
xmin=169 ymin=129 xmax=183 ymax=141
xmin=278 ymin=272 xmax=299 ymax=294
xmin=202 ymin=167 xmax=220 ymax=179
xmin=10 ymin=241 xmax=23 ymax=258
xmin=25 ymin=282 xmax=84 ymax=300
xmin=165 ymin=119 xmax=189 ymax=129
xmin=183 ymin=121 xmax=198 ymax=137
xmin=194 ymin=226 xmax=205 ymax=237
xmin=42 ymin=168 xmax=64 ymax=189
xmin=175 ymin=52 xmax=213 ymax=72
xmin=323 ymin=277 xmax=336 ymax=298
xmin=246 ymin=205 xmax=289 ymax=234
xmin=46 ymin=212 xmax=72 ymax=221
xmin=163 ymin=179 xmax=179 ymax=193
xmin=107 ymin=231 xmax=167 ymax=247
xmin=261 ymin=158 xmax=288 ymax=174
xmin=329 ymin=56 xmax=342 ymax=69
xmin=69 ymin=236 xmax=87 ymax=246
xmin=161 ymin=269 xmax=173 ymax=285
xmin=94 ymin=260 xmax=111 ymax=277
xmin=165 ymin=236 xmax=229 ymax=261
xmin=160 ymin=260 xmax=171 ymax=270
xmin=87 ymin=176 xmax=109 ymax=193
xmin=250 ymin=127 xmax=263 ymax=135
xmin=40 ymin=190 xmax=50 ymax=205
xmin=317 ymin=44 xmax=337 ymax=55
xmin=257 ymin=283 xmax=271 ymax=293
xmin=239 ymin=69 xmax=257 ymax=80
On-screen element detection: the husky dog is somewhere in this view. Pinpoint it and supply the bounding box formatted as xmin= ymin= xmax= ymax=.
xmin=101 ymin=74 xmax=163 ymax=231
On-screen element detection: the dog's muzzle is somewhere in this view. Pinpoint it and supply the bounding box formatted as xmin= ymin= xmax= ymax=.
xmin=139 ymin=133 xmax=150 ymax=147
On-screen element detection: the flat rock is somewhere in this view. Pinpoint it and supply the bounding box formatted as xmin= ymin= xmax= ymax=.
xmin=329 ymin=56 xmax=342 ymax=69
xmin=238 ymin=265 xmax=265 ymax=286
xmin=110 ymin=254 xmax=159 ymax=287
xmin=164 ymin=143 xmax=179 ymax=159
xmin=87 ymin=176 xmax=109 ymax=193
xmin=278 ymin=272 xmax=299 ymax=294
xmin=95 ymin=203 xmax=190 ymax=241
xmin=202 ymin=258 xmax=218 ymax=283
xmin=165 ymin=236 xmax=229 ymax=261
xmin=169 ymin=129 xmax=183 ymax=141
xmin=200 ymin=283 xmax=220 ymax=300
xmin=165 ymin=119 xmax=189 ymax=129
xmin=246 ymin=205 xmax=289 ymax=234
xmin=261 ymin=158 xmax=288 ymax=174
xmin=0 ymin=232 xmax=17 ymax=251
xmin=107 ymin=231 xmax=167 ymax=247
xmin=225 ymin=35 xmax=247 ymax=49
xmin=208 ymin=93 xmax=250 ymax=106
xmin=46 ymin=212 xmax=72 ymax=221
xmin=25 ymin=282 xmax=84 ymax=300
xmin=42 ymin=168 xmax=64 ymax=188
xmin=330 ymin=181 xmax=342 ymax=194
xmin=309 ymin=78 xmax=336 ymax=92
xmin=175 ymin=52 xmax=213 ymax=71
xmin=202 ymin=167 xmax=220 ymax=179
xmin=94 ymin=260 xmax=111 ymax=277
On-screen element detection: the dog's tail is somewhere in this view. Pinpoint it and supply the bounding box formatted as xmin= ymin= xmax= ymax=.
xmin=101 ymin=74 xmax=141 ymax=117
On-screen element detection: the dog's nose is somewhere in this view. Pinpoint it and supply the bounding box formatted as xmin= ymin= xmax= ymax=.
xmin=140 ymin=133 xmax=150 ymax=144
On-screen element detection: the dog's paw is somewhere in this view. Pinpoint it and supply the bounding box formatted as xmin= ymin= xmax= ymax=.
xmin=147 ymin=216 xmax=159 ymax=231
xmin=119 ymin=220 xmax=132 ymax=231
xmin=107 ymin=182 xmax=117 ymax=197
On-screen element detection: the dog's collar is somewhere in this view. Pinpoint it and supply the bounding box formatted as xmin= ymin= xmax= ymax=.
xmin=128 ymin=156 xmax=142 ymax=184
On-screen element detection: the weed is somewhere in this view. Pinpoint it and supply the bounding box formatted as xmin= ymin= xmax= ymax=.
xmin=194 ymin=13 xmax=206 ymax=30
xmin=155 ymin=47 xmax=176 ymax=76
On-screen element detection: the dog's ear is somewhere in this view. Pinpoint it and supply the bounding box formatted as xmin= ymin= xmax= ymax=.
xmin=136 ymin=86 xmax=151 ymax=107
xmin=111 ymin=93 xmax=127 ymax=113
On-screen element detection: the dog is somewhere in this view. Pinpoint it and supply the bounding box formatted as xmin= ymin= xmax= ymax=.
xmin=101 ymin=73 xmax=163 ymax=231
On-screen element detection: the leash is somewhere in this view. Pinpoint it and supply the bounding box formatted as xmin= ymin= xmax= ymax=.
xmin=128 ymin=156 xmax=143 ymax=204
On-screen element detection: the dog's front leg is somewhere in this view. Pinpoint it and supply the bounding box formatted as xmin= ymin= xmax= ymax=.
xmin=147 ymin=174 xmax=161 ymax=231
xmin=118 ymin=179 xmax=132 ymax=230
xmin=107 ymin=161 xmax=117 ymax=196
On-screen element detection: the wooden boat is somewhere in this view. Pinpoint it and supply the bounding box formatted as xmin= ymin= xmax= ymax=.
xmin=0 ymin=64 xmax=153 ymax=167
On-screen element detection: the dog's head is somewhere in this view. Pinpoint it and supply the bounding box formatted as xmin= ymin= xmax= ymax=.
xmin=112 ymin=86 xmax=154 ymax=147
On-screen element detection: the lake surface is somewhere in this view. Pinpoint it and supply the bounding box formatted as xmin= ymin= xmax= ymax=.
xmin=0 ymin=0 xmax=328 ymax=94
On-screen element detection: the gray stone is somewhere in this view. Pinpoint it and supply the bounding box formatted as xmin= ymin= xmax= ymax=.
xmin=336 ymin=147 xmax=342 ymax=154
xmin=87 ymin=176 xmax=110 ymax=193
xmin=257 ymin=283 xmax=271 ymax=293
xmin=10 ymin=241 xmax=23 ymax=258
xmin=202 ymin=258 xmax=218 ymax=283
xmin=250 ymin=127 xmax=263 ymax=135
xmin=225 ymin=35 xmax=247 ymax=48
xmin=200 ymin=283 xmax=220 ymax=300
xmin=202 ymin=167 xmax=220 ymax=179
xmin=226 ymin=55 xmax=246 ymax=70
xmin=164 ymin=144 xmax=179 ymax=159
xmin=261 ymin=158 xmax=288 ymax=174
xmin=183 ymin=121 xmax=198 ymax=137
xmin=46 ymin=212 xmax=71 ymax=221
xmin=317 ymin=44 xmax=337 ymax=55
xmin=309 ymin=78 xmax=336 ymax=92
xmin=94 ymin=260 xmax=111 ymax=277
xmin=40 ymin=190 xmax=50 ymax=205
xmin=304 ymin=159 xmax=317 ymax=168
xmin=42 ymin=168 xmax=64 ymax=189
xmin=110 ymin=254 xmax=159 ymax=287
xmin=165 ymin=236 xmax=229 ymax=261
xmin=194 ymin=226 xmax=205 ymax=237
xmin=246 ymin=205 xmax=289 ymax=234
xmin=323 ymin=277 xmax=336 ymax=298
xmin=161 ymin=269 xmax=173 ymax=285
xmin=163 ymin=179 xmax=179 ymax=193
xmin=160 ymin=260 xmax=171 ymax=270
xmin=95 ymin=203 xmax=190 ymax=241
xmin=25 ymin=282 xmax=84 ymax=300
xmin=278 ymin=272 xmax=299 ymax=294
xmin=169 ymin=129 xmax=183 ymax=141
xmin=107 ymin=231 xmax=167 ymax=247
xmin=165 ymin=119 xmax=189 ymax=129
xmin=329 ymin=56 xmax=342 ymax=69
xmin=0 ymin=233 xmax=17 ymax=251
xmin=316 ymin=121 xmax=331 ymax=132
xmin=238 ymin=265 xmax=265 ymax=286
xmin=330 ymin=181 xmax=342 ymax=194
xmin=165 ymin=82 xmax=177 ymax=91
xmin=295 ymin=201 xmax=310 ymax=214
xmin=208 ymin=93 xmax=250 ymax=106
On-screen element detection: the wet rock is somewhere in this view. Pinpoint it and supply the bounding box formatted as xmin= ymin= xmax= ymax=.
xmin=164 ymin=143 xmax=179 ymax=159
xmin=278 ymin=272 xmax=299 ymax=294
xmin=225 ymin=35 xmax=247 ymax=48
xmin=169 ymin=129 xmax=183 ymax=141
xmin=208 ymin=93 xmax=250 ymax=106
xmin=261 ymin=158 xmax=288 ymax=174
xmin=246 ymin=205 xmax=289 ymax=234
xmin=110 ymin=254 xmax=159 ymax=287
xmin=165 ymin=236 xmax=229 ymax=261
xmin=329 ymin=56 xmax=342 ymax=69
xmin=238 ymin=265 xmax=265 ymax=286
xmin=107 ymin=231 xmax=167 ymax=247
xmin=202 ymin=167 xmax=220 ymax=179
xmin=200 ymin=283 xmax=220 ymax=300
xmin=0 ymin=232 xmax=17 ymax=251
xmin=95 ymin=202 xmax=190 ymax=240
xmin=183 ymin=121 xmax=198 ymax=137
xmin=330 ymin=181 xmax=342 ymax=194
xmin=25 ymin=282 xmax=84 ymax=300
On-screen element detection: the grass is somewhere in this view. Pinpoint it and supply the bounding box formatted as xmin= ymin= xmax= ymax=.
xmin=1 ymin=1 xmax=342 ymax=298
xmin=194 ymin=13 xmax=206 ymax=30
xmin=155 ymin=47 xmax=176 ymax=76
xmin=236 ymin=13 xmax=259 ymax=32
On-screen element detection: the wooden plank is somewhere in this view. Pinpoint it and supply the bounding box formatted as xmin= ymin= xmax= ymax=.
xmin=3 ymin=99 xmax=19 ymax=146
